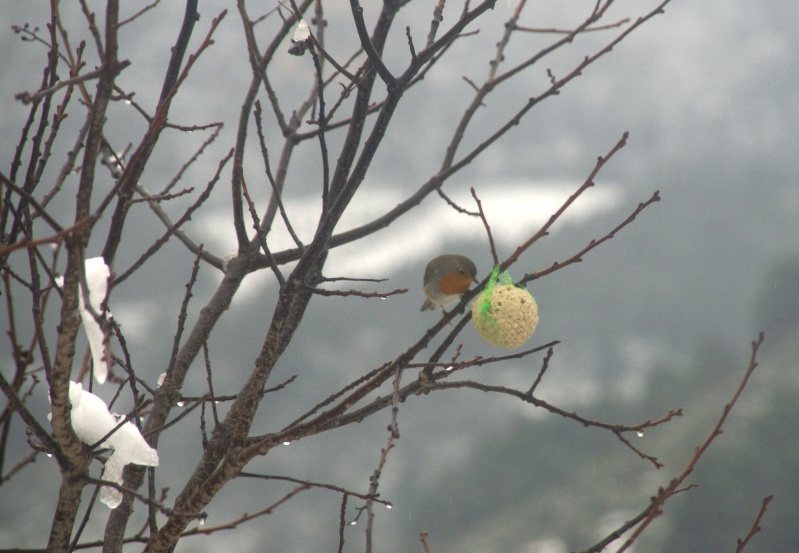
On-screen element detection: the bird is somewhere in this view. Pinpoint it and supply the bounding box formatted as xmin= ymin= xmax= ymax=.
xmin=420 ymin=254 xmax=478 ymax=312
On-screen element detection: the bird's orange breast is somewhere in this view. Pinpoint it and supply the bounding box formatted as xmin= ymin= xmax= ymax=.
xmin=438 ymin=272 xmax=474 ymax=295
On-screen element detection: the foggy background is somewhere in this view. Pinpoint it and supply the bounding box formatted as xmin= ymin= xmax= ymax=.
xmin=1 ymin=1 xmax=798 ymax=552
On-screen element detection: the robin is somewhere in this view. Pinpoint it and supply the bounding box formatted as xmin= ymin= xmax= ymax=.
xmin=420 ymin=254 xmax=478 ymax=312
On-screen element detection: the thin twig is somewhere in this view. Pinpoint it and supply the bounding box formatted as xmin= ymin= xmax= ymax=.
xmin=425 ymin=0 xmax=447 ymax=47
xmin=252 ymin=100 xmax=305 ymax=254
xmin=308 ymin=42 xmax=332 ymax=211
xmin=15 ymin=61 xmax=131 ymax=105
xmin=238 ymin=163 xmax=287 ymax=287
xmin=338 ymin=494 xmax=348 ymax=553
xmin=576 ymin=498 xmax=656 ymax=553
xmin=470 ymin=187 xmax=498 ymax=266
xmin=159 ymin=0 xmax=199 ymax=101
xmin=615 ymin=333 xmax=767 ymax=552
xmin=118 ymin=0 xmax=161 ymax=27
xmin=238 ymin=473 xmax=392 ymax=505
xmin=426 ymin=378 xmax=680 ymax=461
xmin=281 ymin=363 xmax=392 ymax=431
xmin=160 ymin=245 xmax=204 ymax=401
xmin=612 ymin=429 xmax=664 ymax=469
xmin=0 ymin=216 xmax=97 ymax=257
xmin=88 ymin=398 xmax=152 ymax=450
xmin=436 ymin=187 xmax=479 ymax=216
xmin=734 ymin=495 xmax=774 ymax=553
xmin=522 ymin=189 xmax=661 ymax=285
xmin=365 ymin=363 xmax=402 ymax=553
xmin=527 ymin=346 xmax=555 ymax=395
xmin=144 ymin=394 xmax=208 ymax=439
xmin=420 ymin=532 xmax=434 ymax=553
xmin=180 ymin=484 xmax=309 ymax=536
xmin=159 ymin=123 xmax=223 ymax=195
xmin=129 ymin=187 xmax=194 ymax=204
xmin=320 ymin=276 xmax=388 ymax=283
xmin=202 ymin=341 xmax=219 ymax=426
xmin=179 ymin=374 xmax=296 ymax=403
xmin=405 ymin=26 xmax=417 ymax=63
xmin=349 ymin=0 xmax=397 ymax=88
xmin=411 ymin=340 xmax=561 ymax=373
xmin=513 ymin=18 xmax=630 ymax=34
xmin=1 ymin=172 xmax=65 ymax=231
xmin=0 ymin=451 xmax=39 ymax=484
xmin=77 ymin=0 xmax=104 ymax=58
xmin=487 ymin=0 xmax=525 ymax=80
xmin=304 ymin=286 xmax=408 ymax=299
xmin=82 ymin=476 xmax=206 ymax=519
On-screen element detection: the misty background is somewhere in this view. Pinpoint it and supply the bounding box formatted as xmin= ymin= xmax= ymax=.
xmin=1 ymin=1 xmax=798 ymax=552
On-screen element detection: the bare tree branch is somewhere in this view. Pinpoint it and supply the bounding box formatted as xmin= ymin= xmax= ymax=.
xmin=615 ymin=333 xmax=766 ymax=552
xmin=734 ymin=495 xmax=774 ymax=553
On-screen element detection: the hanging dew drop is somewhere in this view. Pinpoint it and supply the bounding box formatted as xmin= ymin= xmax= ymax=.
xmin=176 ymin=401 xmax=185 ymax=407
xmin=637 ymin=430 xmax=644 ymax=438
xmin=283 ymin=441 xmax=291 ymax=446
